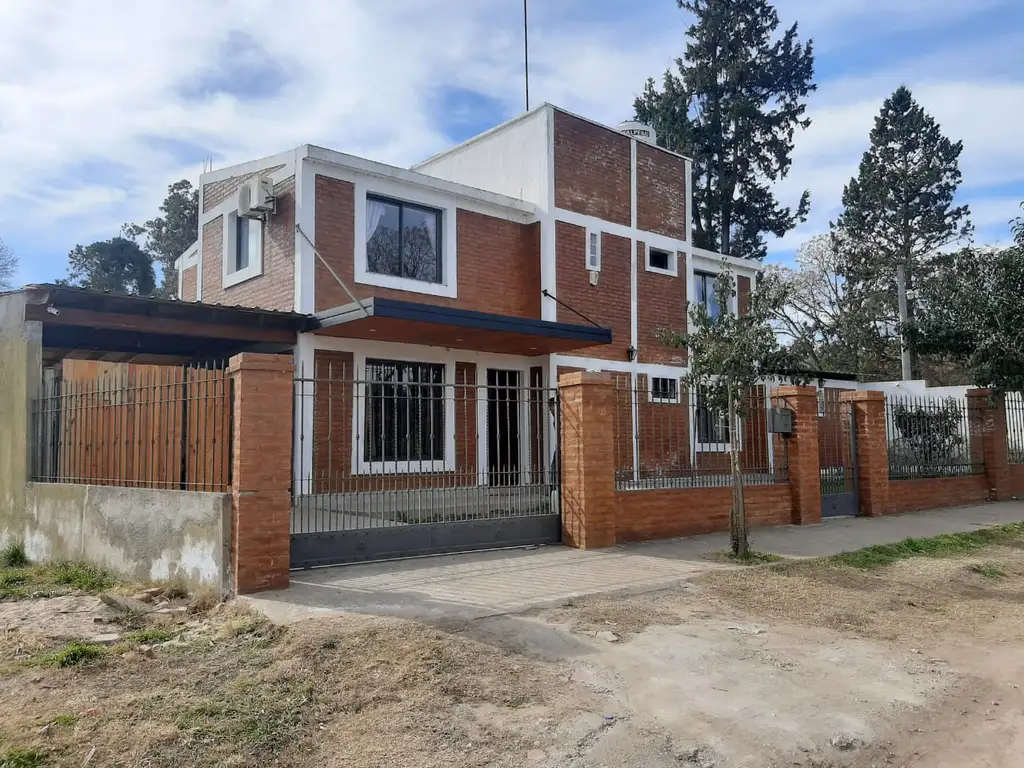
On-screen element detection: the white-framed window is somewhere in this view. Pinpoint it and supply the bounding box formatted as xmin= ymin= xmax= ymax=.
xmin=646 ymin=245 xmax=677 ymax=276
xmin=650 ymin=376 xmax=680 ymax=403
xmin=366 ymin=195 xmax=442 ymax=284
xmin=817 ymin=389 xmax=827 ymax=417
xmin=695 ymin=271 xmax=731 ymax=319
xmin=360 ymin=358 xmax=448 ymax=473
xmin=586 ymin=229 xmax=601 ymax=271
xmin=353 ymin=178 xmax=457 ymax=299
xmin=695 ymin=390 xmax=733 ymax=449
xmin=222 ymin=212 xmax=263 ymax=288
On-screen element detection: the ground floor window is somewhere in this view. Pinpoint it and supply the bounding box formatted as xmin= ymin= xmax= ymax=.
xmin=696 ymin=390 xmax=731 ymax=445
xmin=364 ymin=359 xmax=445 ymax=463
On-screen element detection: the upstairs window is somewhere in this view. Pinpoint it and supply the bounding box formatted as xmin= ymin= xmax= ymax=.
xmin=233 ymin=217 xmax=261 ymax=274
xmin=366 ymin=196 xmax=442 ymax=284
xmin=647 ymin=246 xmax=671 ymax=272
xmin=696 ymin=272 xmax=725 ymax=319
xmin=586 ymin=229 xmax=601 ymax=271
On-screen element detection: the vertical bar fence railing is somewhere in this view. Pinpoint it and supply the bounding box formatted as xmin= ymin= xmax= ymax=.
xmin=613 ymin=379 xmax=786 ymax=490
xmin=291 ymin=361 xmax=561 ymax=534
xmin=884 ymin=394 xmax=982 ymax=479
xmin=30 ymin=362 xmax=232 ymax=492
xmin=1006 ymin=393 xmax=1024 ymax=464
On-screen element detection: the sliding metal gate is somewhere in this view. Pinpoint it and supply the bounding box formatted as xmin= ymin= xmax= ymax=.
xmin=290 ymin=362 xmax=561 ymax=568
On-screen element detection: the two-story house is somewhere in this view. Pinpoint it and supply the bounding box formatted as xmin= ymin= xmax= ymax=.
xmin=175 ymin=104 xmax=766 ymax=564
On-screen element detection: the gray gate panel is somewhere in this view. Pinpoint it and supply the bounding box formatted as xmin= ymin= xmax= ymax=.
xmin=291 ymin=514 xmax=562 ymax=569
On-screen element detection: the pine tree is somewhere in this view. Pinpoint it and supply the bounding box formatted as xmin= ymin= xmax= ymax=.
xmin=63 ymin=237 xmax=156 ymax=295
xmin=123 ymin=179 xmax=199 ymax=296
xmin=634 ymin=0 xmax=815 ymax=260
xmin=832 ymin=86 xmax=972 ymax=376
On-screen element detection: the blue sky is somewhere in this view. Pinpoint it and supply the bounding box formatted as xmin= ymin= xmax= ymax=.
xmin=1 ymin=0 xmax=1022 ymax=286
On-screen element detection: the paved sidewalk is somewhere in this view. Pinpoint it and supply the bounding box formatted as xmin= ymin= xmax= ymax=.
xmin=246 ymin=501 xmax=1024 ymax=624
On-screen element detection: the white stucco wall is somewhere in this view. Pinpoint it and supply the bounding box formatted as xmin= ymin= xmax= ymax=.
xmin=414 ymin=108 xmax=550 ymax=206
xmin=20 ymin=483 xmax=231 ymax=593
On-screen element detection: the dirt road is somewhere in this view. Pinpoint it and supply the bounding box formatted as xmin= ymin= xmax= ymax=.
xmin=2 ymin=531 xmax=1023 ymax=767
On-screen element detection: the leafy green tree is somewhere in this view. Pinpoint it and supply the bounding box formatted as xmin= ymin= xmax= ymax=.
xmin=833 ymin=86 xmax=972 ymax=377
xmin=0 ymin=236 xmax=16 ymax=290
xmin=660 ymin=264 xmax=807 ymax=557
xmin=634 ymin=0 xmax=815 ymax=259
xmin=64 ymin=237 xmax=156 ymax=295
xmin=911 ymin=206 xmax=1024 ymax=392
xmin=123 ymin=179 xmax=198 ymax=296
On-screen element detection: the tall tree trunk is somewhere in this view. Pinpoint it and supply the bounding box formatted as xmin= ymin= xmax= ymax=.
xmin=728 ymin=385 xmax=748 ymax=558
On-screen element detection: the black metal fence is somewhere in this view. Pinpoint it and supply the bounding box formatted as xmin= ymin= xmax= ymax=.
xmin=613 ymin=380 xmax=787 ymax=490
xmin=291 ymin=361 xmax=560 ymax=535
xmin=1006 ymin=394 xmax=1024 ymax=464
xmin=30 ymin=362 xmax=233 ymax=492
xmin=884 ymin=394 xmax=982 ymax=479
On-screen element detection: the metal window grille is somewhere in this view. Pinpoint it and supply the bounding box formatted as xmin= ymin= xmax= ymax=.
xmin=884 ymin=394 xmax=983 ymax=479
xmin=1006 ymin=393 xmax=1024 ymax=464
xmin=30 ymin=362 xmax=232 ymax=492
xmin=614 ymin=379 xmax=787 ymax=490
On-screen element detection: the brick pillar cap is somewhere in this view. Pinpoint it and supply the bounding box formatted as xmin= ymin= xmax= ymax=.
xmin=839 ymin=389 xmax=884 ymax=402
xmin=229 ymin=353 xmax=294 ymax=374
xmin=966 ymin=387 xmax=995 ymax=398
xmin=774 ymin=384 xmax=818 ymax=397
xmin=558 ymin=371 xmax=614 ymax=388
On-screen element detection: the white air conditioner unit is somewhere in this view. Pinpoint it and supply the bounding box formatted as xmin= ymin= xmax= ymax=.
xmin=237 ymin=175 xmax=276 ymax=219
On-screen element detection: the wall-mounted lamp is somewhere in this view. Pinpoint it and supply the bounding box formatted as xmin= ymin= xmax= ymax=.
xmin=626 ymin=345 xmax=637 ymax=362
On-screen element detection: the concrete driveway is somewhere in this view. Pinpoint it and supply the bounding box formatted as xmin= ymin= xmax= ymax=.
xmin=246 ymin=501 xmax=1024 ymax=624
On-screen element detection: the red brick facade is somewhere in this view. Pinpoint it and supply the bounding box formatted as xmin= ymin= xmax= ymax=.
xmin=201 ymin=177 xmax=296 ymax=311
xmin=887 ymin=475 xmax=990 ymax=515
xmin=555 ymin=221 xmax=630 ymax=360
xmin=180 ymin=265 xmax=197 ymax=302
xmin=202 ymin=165 xmax=286 ymax=213
xmin=313 ymin=175 xmax=541 ymax=317
xmin=553 ymin=111 xmax=630 ymax=226
xmin=637 ymin=241 xmax=687 ymax=365
xmin=636 ymin=142 xmax=687 ymax=241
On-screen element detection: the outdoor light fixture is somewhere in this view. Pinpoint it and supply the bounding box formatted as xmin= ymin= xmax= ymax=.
xmin=627 ymin=345 xmax=637 ymax=361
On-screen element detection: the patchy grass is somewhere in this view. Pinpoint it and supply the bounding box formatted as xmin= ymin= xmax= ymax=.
xmin=47 ymin=714 xmax=78 ymax=728
xmin=826 ymin=523 xmax=1024 ymax=569
xmin=124 ymin=629 xmax=177 ymax=644
xmin=705 ymin=549 xmax=784 ymax=565
xmin=29 ymin=642 xmax=106 ymax=669
xmin=968 ymin=562 xmax=1007 ymax=579
xmin=50 ymin=562 xmax=113 ymax=592
xmin=0 ymin=540 xmax=28 ymax=569
xmin=0 ymin=748 xmax=43 ymax=768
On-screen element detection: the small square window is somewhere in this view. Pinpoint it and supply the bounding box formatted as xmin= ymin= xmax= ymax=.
xmin=651 ymin=377 xmax=678 ymax=403
xmin=648 ymin=246 xmax=671 ymax=272
xmin=586 ymin=230 xmax=601 ymax=271
xmin=366 ymin=195 xmax=442 ymax=284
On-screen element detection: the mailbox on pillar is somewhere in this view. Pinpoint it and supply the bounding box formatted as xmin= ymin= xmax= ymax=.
xmin=769 ymin=407 xmax=794 ymax=437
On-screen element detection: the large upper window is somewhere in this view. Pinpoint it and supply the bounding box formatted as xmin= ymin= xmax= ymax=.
xmin=696 ymin=272 xmax=724 ymax=320
xmin=364 ymin=359 xmax=445 ymax=465
xmin=366 ymin=196 xmax=442 ymax=284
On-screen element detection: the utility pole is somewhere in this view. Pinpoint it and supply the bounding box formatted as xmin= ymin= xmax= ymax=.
xmin=897 ymin=264 xmax=912 ymax=381
xmin=523 ymin=0 xmax=530 ymax=111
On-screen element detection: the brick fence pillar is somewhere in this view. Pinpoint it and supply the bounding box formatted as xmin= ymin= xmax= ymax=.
xmin=559 ymin=372 xmax=618 ymax=549
xmin=773 ymin=386 xmax=821 ymax=525
xmin=967 ymin=388 xmax=1009 ymax=501
xmin=229 ymin=353 xmax=294 ymax=594
xmin=840 ymin=390 xmax=888 ymax=517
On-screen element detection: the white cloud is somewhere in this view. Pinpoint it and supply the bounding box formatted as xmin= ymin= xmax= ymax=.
xmin=0 ymin=0 xmax=1019 ymax=284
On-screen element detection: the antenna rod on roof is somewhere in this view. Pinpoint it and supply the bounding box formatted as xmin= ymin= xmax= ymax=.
xmin=523 ymin=0 xmax=530 ymax=111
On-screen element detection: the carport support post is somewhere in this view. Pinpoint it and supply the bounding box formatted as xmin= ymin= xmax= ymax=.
xmin=228 ymin=353 xmax=294 ymax=594
xmin=967 ymin=389 xmax=1009 ymax=501
xmin=558 ymin=372 xmax=618 ymax=549
xmin=774 ymin=386 xmax=821 ymax=525
xmin=840 ymin=390 xmax=888 ymax=517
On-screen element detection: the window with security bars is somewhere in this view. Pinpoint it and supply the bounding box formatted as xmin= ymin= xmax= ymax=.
xmin=696 ymin=390 xmax=731 ymax=444
xmin=364 ymin=359 xmax=445 ymax=463
xmin=651 ymin=377 xmax=679 ymax=403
